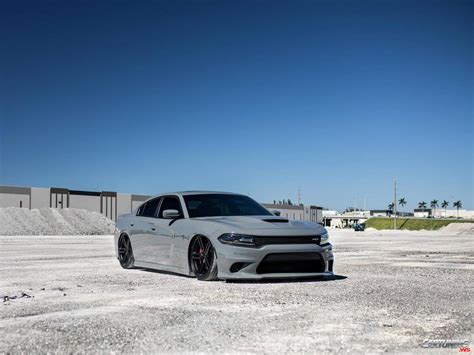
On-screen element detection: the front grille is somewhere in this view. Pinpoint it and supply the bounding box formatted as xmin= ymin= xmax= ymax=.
xmin=254 ymin=235 xmax=321 ymax=247
xmin=256 ymin=252 xmax=325 ymax=274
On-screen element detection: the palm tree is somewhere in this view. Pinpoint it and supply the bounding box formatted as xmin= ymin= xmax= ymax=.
xmin=388 ymin=203 xmax=394 ymax=214
xmin=441 ymin=200 xmax=449 ymax=218
xmin=430 ymin=200 xmax=439 ymax=217
xmin=418 ymin=201 xmax=427 ymax=209
xmin=453 ymin=200 xmax=462 ymax=218
xmin=398 ymin=198 xmax=406 ymax=214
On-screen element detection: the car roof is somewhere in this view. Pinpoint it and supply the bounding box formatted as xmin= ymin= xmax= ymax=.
xmin=145 ymin=191 xmax=246 ymax=199
xmin=167 ymin=191 xmax=243 ymax=196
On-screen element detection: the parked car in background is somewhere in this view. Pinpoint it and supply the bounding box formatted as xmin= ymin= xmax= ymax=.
xmin=353 ymin=223 xmax=366 ymax=232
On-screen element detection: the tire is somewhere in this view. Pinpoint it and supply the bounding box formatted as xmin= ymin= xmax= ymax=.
xmin=118 ymin=234 xmax=135 ymax=269
xmin=189 ymin=235 xmax=218 ymax=281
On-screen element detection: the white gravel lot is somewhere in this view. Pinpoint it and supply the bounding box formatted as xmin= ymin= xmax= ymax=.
xmin=0 ymin=230 xmax=472 ymax=353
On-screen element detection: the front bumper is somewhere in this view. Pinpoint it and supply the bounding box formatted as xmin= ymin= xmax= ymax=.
xmin=215 ymin=242 xmax=334 ymax=280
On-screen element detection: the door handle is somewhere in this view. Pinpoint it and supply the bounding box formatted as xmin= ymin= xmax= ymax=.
xmin=130 ymin=223 xmax=134 ymax=227
xmin=151 ymin=226 xmax=156 ymax=231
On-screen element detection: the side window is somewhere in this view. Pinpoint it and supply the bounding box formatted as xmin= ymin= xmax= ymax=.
xmin=158 ymin=197 xmax=183 ymax=218
xmin=136 ymin=204 xmax=145 ymax=216
xmin=142 ymin=198 xmax=161 ymax=217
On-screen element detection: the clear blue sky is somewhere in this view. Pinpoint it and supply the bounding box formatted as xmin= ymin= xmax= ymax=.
xmin=0 ymin=0 xmax=472 ymax=211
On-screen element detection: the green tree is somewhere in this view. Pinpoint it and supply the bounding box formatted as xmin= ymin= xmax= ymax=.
xmin=453 ymin=200 xmax=462 ymax=218
xmin=287 ymin=199 xmax=293 ymax=206
xmin=398 ymin=198 xmax=407 ymax=213
xmin=430 ymin=199 xmax=439 ymax=217
xmin=441 ymin=200 xmax=449 ymax=218
xmin=388 ymin=202 xmax=394 ymax=211
xmin=418 ymin=201 xmax=427 ymax=209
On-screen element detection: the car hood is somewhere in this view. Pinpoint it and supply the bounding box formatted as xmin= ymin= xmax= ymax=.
xmin=192 ymin=215 xmax=326 ymax=236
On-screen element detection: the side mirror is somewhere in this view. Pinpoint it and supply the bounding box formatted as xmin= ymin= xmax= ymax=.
xmin=162 ymin=209 xmax=181 ymax=219
xmin=271 ymin=210 xmax=281 ymax=216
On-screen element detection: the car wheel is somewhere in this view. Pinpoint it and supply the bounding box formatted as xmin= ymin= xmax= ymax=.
xmin=190 ymin=235 xmax=218 ymax=281
xmin=118 ymin=234 xmax=135 ymax=269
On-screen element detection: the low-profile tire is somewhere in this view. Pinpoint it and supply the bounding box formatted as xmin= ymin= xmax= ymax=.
xmin=118 ymin=234 xmax=135 ymax=269
xmin=189 ymin=235 xmax=218 ymax=281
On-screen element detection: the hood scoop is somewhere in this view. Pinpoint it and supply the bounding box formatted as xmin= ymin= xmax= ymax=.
xmin=262 ymin=218 xmax=289 ymax=223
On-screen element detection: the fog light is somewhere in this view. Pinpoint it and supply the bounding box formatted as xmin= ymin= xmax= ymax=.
xmin=230 ymin=262 xmax=251 ymax=273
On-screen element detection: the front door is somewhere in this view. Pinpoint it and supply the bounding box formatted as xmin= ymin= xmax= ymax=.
xmin=145 ymin=196 xmax=184 ymax=266
xmin=144 ymin=219 xmax=174 ymax=264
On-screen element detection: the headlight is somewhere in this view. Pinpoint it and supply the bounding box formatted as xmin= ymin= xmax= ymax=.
xmin=218 ymin=233 xmax=257 ymax=247
xmin=320 ymin=232 xmax=329 ymax=245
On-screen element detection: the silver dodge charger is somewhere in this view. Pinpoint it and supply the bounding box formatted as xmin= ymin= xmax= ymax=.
xmin=114 ymin=191 xmax=334 ymax=281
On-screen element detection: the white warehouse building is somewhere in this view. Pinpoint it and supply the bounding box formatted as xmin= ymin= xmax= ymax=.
xmin=0 ymin=185 xmax=324 ymax=223
xmin=261 ymin=203 xmax=323 ymax=223
xmin=0 ymin=185 xmax=150 ymax=221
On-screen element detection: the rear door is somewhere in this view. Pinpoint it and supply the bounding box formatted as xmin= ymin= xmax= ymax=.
xmin=131 ymin=198 xmax=161 ymax=262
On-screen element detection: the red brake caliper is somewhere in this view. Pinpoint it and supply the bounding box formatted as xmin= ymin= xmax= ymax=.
xmin=196 ymin=243 xmax=204 ymax=265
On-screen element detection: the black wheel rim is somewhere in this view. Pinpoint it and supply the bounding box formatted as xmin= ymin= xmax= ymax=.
xmin=191 ymin=236 xmax=214 ymax=276
xmin=118 ymin=236 xmax=131 ymax=263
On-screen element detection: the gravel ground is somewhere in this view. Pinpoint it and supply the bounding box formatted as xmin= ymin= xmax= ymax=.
xmin=0 ymin=230 xmax=472 ymax=353
xmin=0 ymin=208 xmax=115 ymax=236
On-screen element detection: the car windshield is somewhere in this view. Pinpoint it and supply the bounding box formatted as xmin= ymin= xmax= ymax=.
xmin=184 ymin=194 xmax=272 ymax=218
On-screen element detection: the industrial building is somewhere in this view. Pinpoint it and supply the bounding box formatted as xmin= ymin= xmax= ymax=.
xmin=0 ymin=185 xmax=150 ymax=221
xmin=432 ymin=208 xmax=474 ymax=219
xmin=261 ymin=203 xmax=323 ymax=223
xmin=413 ymin=208 xmax=432 ymax=218
xmin=0 ymin=185 xmax=324 ymax=223
xmin=369 ymin=210 xmax=392 ymax=217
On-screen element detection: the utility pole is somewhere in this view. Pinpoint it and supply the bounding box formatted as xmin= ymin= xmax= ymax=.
xmin=393 ymin=179 xmax=397 ymax=230
xmin=297 ymin=186 xmax=301 ymax=205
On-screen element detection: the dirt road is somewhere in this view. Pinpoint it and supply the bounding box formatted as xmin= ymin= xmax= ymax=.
xmin=1 ymin=230 xmax=472 ymax=353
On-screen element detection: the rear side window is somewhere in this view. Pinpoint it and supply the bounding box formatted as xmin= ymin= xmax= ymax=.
xmin=141 ymin=198 xmax=161 ymax=217
xmin=158 ymin=197 xmax=183 ymax=218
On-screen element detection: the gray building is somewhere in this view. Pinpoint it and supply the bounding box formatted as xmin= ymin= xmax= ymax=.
xmin=369 ymin=209 xmax=392 ymax=217
xmin=0 ymin=186 xmax=323 ymax=223
xmin=262 ymin=203 xmax=323 ymax=223
xmin=0 ymin=185 xmax=150 ymax=221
